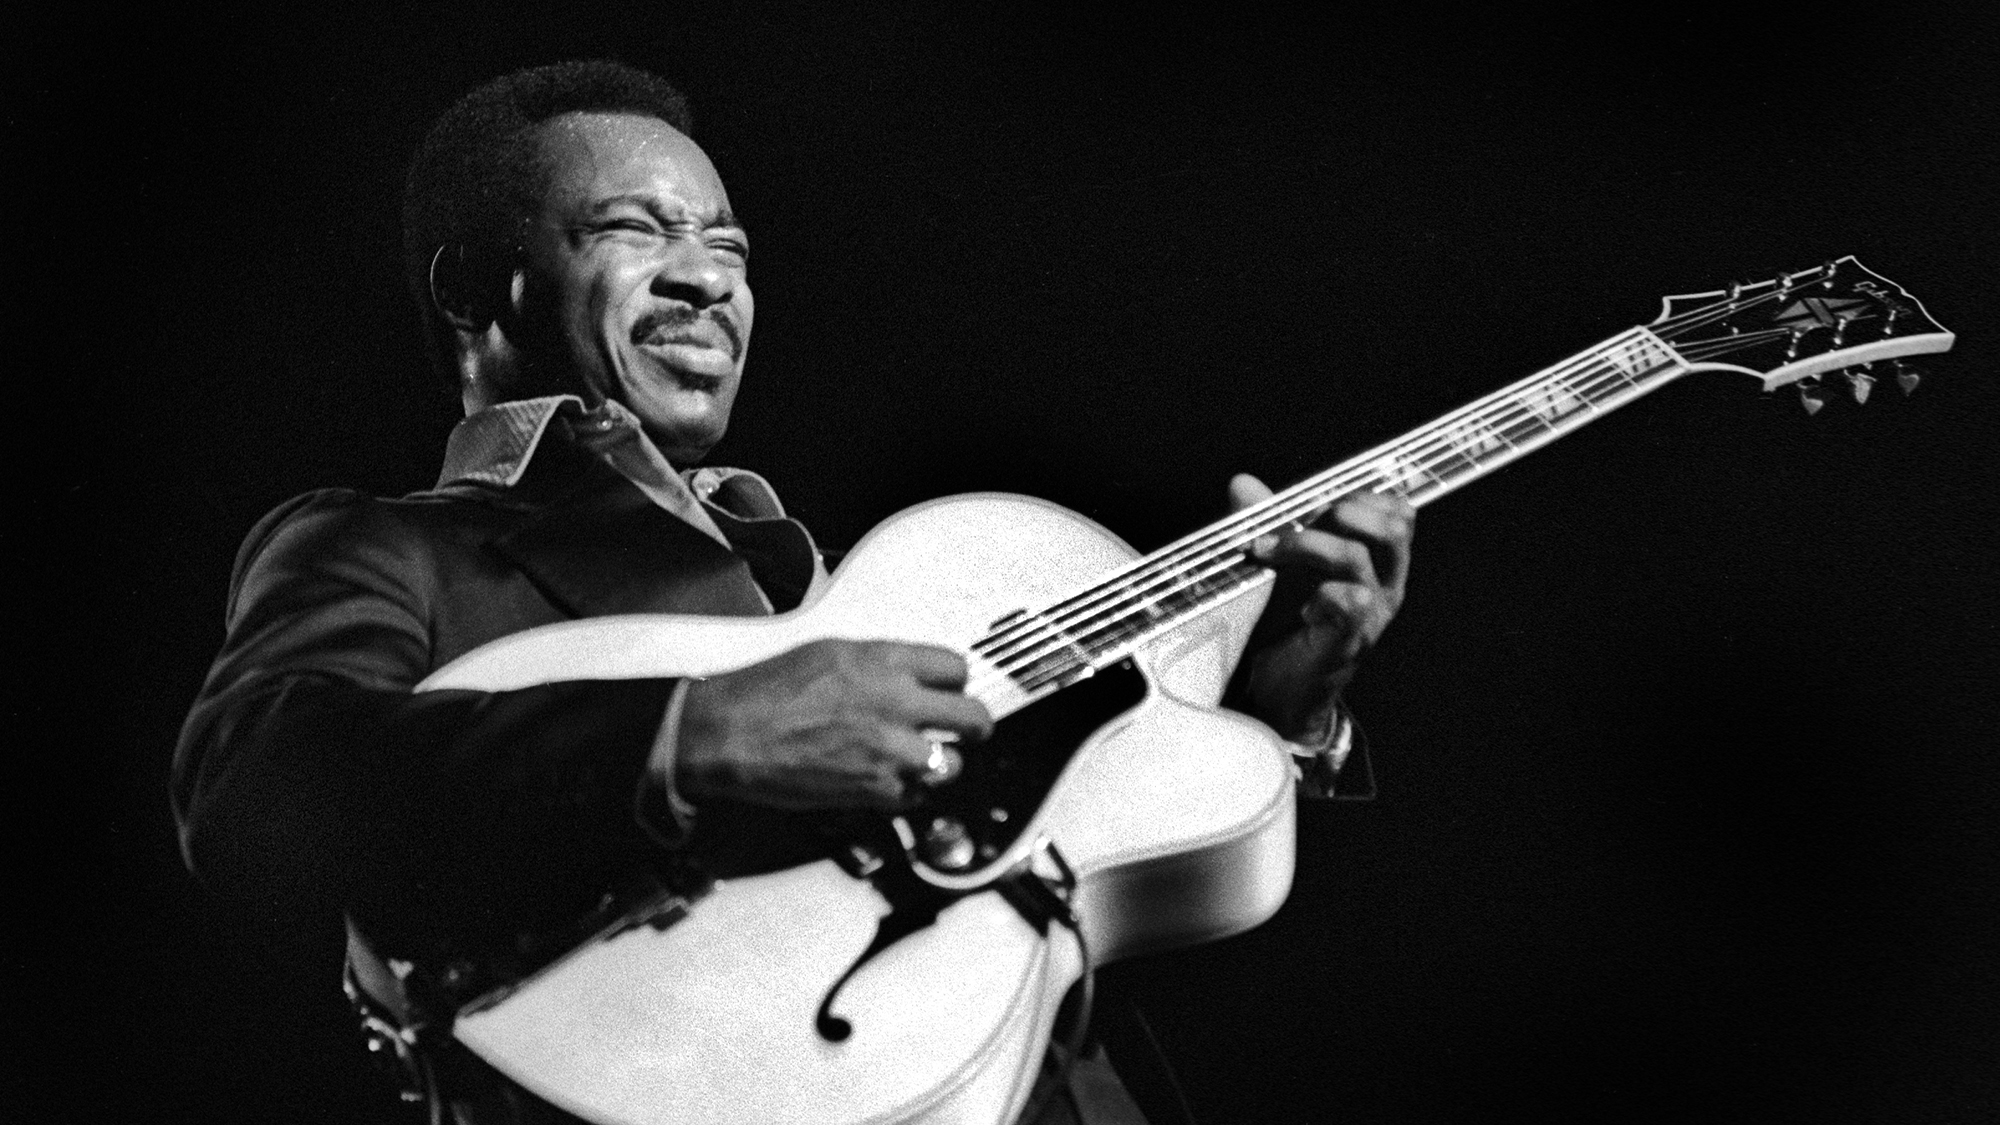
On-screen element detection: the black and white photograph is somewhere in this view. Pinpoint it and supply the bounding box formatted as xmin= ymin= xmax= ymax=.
xmin=20 ymin=5 xmax=1999 ymax=1123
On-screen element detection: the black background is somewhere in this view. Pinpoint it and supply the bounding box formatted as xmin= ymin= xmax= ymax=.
xmin=18 ymin=4 xmax=2000 ymax=1123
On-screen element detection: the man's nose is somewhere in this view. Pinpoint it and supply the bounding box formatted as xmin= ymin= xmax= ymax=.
xmin=651 ymin=241 xmax=734 ymax=308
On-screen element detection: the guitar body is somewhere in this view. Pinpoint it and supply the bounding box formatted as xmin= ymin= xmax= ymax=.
xmin=419 ymin=493 xmax=1300 ymax=1125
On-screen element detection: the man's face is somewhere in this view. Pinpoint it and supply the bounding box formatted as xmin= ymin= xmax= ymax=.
xmin=513 ymin=112 xmax=752 ymax=463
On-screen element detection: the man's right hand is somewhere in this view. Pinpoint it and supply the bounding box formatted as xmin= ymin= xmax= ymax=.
xmin=675 ymin=640 xmax=993 ymax=811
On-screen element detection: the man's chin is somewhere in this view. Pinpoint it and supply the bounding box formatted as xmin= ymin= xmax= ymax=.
xmin=630 ymin=396 xmax=731 ymax=465
xmin=651 ymin=430 xmax=723 ymax=465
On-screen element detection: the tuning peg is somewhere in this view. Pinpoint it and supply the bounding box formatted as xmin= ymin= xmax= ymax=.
xmin=1845 ymin=367 xmax=1876 ymax=404
xmin=1798 ymin=377 xmax=1826 ymax=415
xmin=1894 ymin=361 xmax=1922 ymax=396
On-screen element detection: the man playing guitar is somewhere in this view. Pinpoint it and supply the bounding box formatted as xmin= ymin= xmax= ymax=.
xmin=174 ymin=60 xmax=1411 ymax=1124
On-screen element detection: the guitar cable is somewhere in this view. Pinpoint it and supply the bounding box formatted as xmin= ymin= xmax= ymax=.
xmin=1005 ymin=841 xmax=1098 ymax=1125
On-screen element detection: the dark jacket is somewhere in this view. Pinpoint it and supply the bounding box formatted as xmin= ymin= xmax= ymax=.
xmin=172 ymin=432 xmax=819 ymax=970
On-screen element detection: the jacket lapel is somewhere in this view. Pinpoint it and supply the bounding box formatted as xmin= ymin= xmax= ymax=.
xmin=489 ymin=460 xmax=773 ymax=620
xmin=703 ymin=504 xmax=819 ymax=613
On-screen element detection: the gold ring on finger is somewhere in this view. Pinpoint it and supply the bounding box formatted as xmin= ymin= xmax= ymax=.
xmin=923 ymin=740 xmax=963 ymax=785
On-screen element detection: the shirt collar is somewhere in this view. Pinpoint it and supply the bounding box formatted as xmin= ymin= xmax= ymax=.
xmin=436 ymin=395 xmax=585 ymax=491
xmin=435 ymin=396 xmax=794 ymax=553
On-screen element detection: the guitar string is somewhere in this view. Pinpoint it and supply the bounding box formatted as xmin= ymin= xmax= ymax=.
xmin=969 ymin=327 xmax=1662 ymax=664
xmin=966 ymin=351 xmax=1673 ymax=695
xmin=968 ymin=318 xmax=1715 ymax=669
xmin=969 ymin=334 xmax=1741 ymax=694
xmin=976 ymin=323 xmax=1818 ymax=688
xmin=973 ymin=326 xmax=1838 ymax=697
xmin=966 ymin=280 xmax=1831 ymax=697
xmin=968 ymin=342 xmax=1743 ymax=697
xmin=967 ymin=280 xmax=1818 ymax=672
xmin=968 ymin=330 xmax=1819 ymax=698
xmin=975 ymin=274 xmax=1903 ymax=701
xmin=966 ymin=297 xmax=1793 ymax=670
xmin=966 ymin=326 xmax=1769 ymax=695
xmin=965 ymin=386 xmax=1623 ymax=698
xmin=968 ymin=273 xmax=1833 ymax=671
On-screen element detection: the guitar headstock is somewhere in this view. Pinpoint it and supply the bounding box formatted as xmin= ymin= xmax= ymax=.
xmin=1650 ymin=256 xmax=1954 ymax=413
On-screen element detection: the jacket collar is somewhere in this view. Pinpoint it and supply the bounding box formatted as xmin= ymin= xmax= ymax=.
xmin=433 ymin=396 xmax=821 ymax=617
xmin=488 ymin=451 xmax=775 ymax=620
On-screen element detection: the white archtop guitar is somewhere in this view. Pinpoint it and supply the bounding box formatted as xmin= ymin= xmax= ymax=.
xmin=408 ymin=257 xmax=1951 ymax=1125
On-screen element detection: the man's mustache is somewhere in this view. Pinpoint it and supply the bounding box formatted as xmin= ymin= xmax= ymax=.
xmin=632 ymin=308 xmax=743 ymax=359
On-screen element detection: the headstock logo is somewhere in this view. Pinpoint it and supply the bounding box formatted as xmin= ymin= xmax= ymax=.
xmin=1852 ymin=280 xmax=1916 ymax=317
xmin=1774 ymin=296 xmax=1872 ymax=329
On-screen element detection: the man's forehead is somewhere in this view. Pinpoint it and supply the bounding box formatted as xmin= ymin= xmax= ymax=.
xmin=533 ymin=111 xmax=732 ymax=217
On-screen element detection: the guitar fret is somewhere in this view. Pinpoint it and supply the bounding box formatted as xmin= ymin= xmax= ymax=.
xmin=1602 ymin=329 xmax=1680 ymax=386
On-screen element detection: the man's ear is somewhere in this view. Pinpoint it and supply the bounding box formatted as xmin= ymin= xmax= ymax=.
xmin=427 ymin=242 xmax=511 ymax=331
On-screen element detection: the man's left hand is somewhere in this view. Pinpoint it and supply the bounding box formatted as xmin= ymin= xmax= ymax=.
xmin=1230 ymin=473 xmax=1415 ymax=741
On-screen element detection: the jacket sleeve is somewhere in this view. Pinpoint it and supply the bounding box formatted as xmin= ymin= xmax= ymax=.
xmin=172 ymin=491 xmax=679 ymax=963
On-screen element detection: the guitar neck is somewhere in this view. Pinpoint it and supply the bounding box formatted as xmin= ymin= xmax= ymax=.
xmin=971 ymin=327 xmax=1694 ymax=702
xmin=971 ymin=254 xmax=1953 ymax=707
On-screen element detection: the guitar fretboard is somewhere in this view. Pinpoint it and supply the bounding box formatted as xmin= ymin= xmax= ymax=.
xmin=968 ymin=327 xmax=1693 ymax=708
